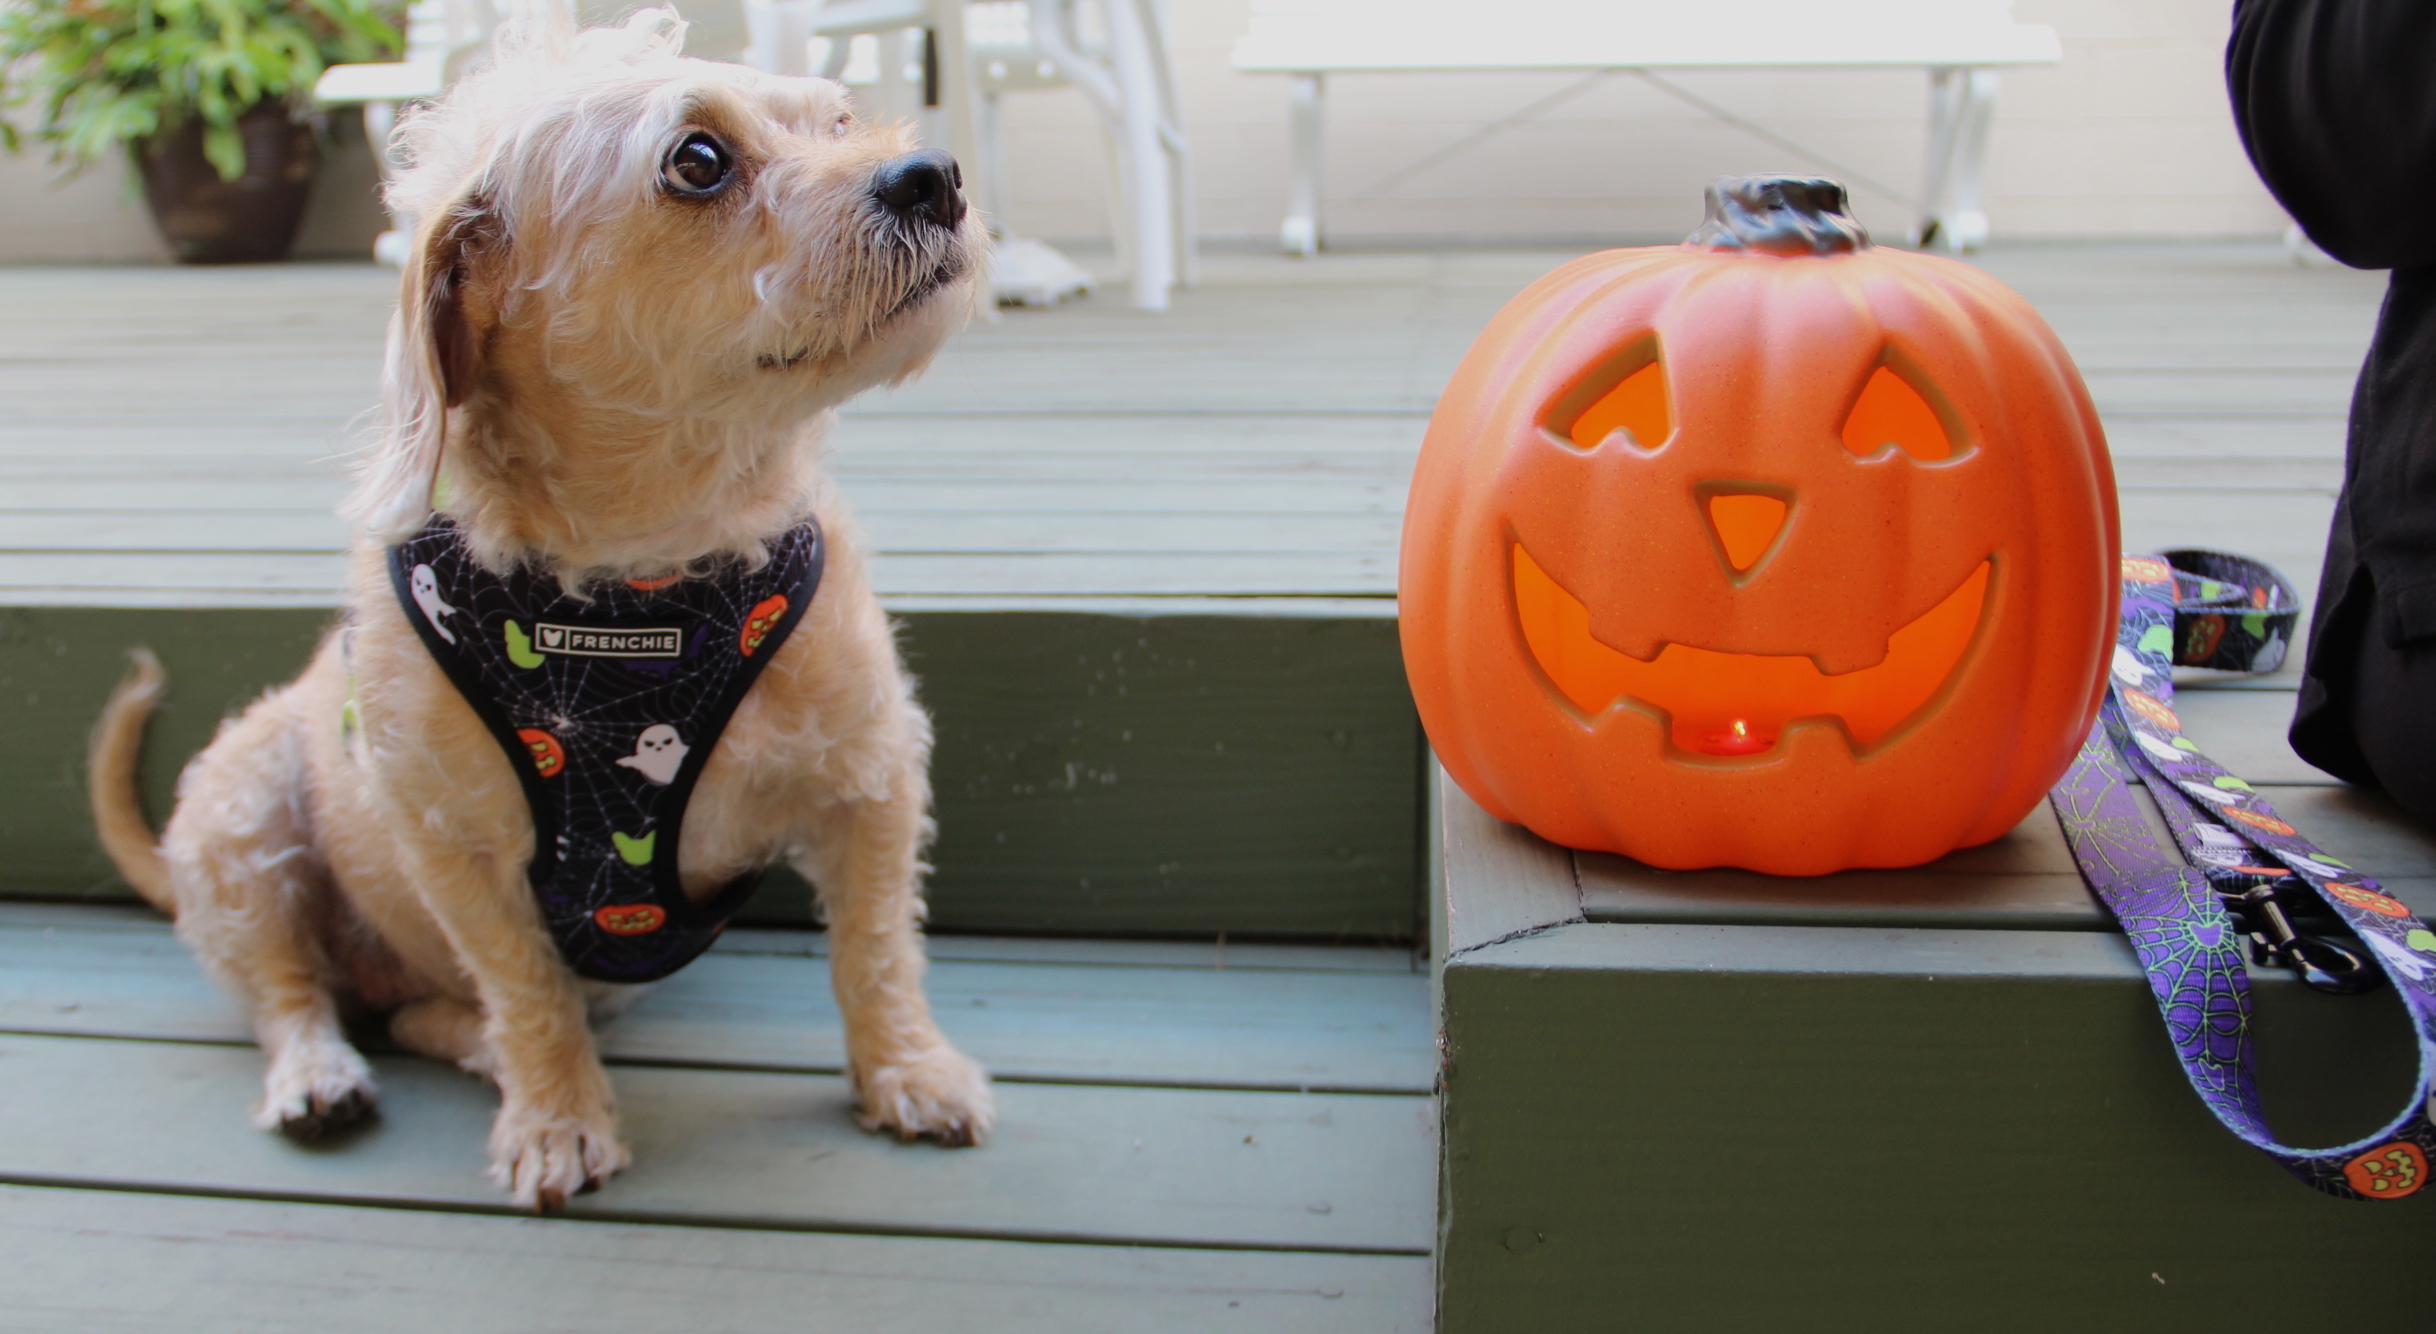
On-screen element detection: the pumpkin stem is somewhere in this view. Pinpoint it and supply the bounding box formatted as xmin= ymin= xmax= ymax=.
xmin=1688 ymin=176 xmax=1871 ymax=256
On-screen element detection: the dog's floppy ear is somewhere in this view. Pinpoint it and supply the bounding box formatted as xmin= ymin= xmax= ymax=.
xmin=344 ymin=194 xmax=501 ymax=540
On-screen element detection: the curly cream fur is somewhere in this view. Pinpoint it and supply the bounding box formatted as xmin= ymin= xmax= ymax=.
xmin=86 ymin=9 xmax=993 ymax=1211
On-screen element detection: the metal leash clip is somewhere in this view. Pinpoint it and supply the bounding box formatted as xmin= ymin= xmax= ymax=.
xmin=2217 ymin=881 xmax=2382 ymax=995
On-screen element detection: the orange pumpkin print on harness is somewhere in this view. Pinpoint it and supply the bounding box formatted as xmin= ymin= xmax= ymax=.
xmin=1400 ymin=176 xmax=2118 ymax=874
xmin=594 ymin=903 xmax=667 ymax=936
xmin=740 ymin=595 xmax=789 ymax=657
xmin=2343 ymin=1142 xmax=2426 ymax=1200
xmin=516 ymin=728 xmax=565 ymax=778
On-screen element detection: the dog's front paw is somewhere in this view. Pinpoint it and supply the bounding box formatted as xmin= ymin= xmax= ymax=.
xmin=254 ymin=1038 xmax=378 ymax=1140
xmin=487 ymin=1100 xmax=630 ymax=1213
xmin=856 ymin=1045 xmax=995 ymax=1147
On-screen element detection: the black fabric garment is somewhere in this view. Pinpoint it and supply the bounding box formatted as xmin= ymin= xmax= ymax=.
xmin=2228 ymin=0 xmax=2436 ymax=815
xmin=387 ymin=517 xmax=823 ymax=983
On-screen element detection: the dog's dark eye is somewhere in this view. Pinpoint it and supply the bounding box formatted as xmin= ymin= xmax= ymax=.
xmin=663 ymin=132 xmax=733 ymax=196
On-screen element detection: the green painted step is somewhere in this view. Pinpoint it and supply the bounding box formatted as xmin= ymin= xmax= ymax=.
xmin=0 ymin=603 xmax=1421 ymax=940
xmin=1430 ymin=770 xmax=2436 ymax=1331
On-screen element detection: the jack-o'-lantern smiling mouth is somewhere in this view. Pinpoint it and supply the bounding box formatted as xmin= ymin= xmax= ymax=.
xmin=1512 ymin=545 xmax=1992 ymax=758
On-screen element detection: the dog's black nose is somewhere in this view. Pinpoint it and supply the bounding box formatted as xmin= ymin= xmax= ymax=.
xmin=871 ymin=150 xmax=965 ymax=230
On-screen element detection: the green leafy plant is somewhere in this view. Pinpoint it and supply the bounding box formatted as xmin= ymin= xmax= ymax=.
xmin=1 ymin=0 xmax=403 ymax=180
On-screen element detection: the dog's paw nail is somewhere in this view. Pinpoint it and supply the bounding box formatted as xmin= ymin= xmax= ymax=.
xmin=257 ymin=1045 xmax=379 ymax=1140
xmin=856 ymin=1046 xmax=996 ymax=1147
xmin=489 ymin=1102 xmax=631 ymax=1211
xmin=279 ymin=1086 xmax=379 ymax=1141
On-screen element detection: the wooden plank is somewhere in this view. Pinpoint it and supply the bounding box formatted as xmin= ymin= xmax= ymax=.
xmin=1574 ymin=785 xmax=2436 ymax=925
xmin=0 ymin=550 xmax=1406 ymax=601
xmin=2117 ymin=491 xmax=2336 ymax=566
xmin=1575 ymin=804 xmax=2107 ymax=931
xmin=2255 ymin=783 xmax=2436 ymax=882
xmin=1435 ymin=769 xmax=1578 ymax=956
xmin=2173 ymin=688 xmax=2332 ymax=784
xmin=0 ymin=916 xmax=1435 ymax=1093
xmin=0 ymin=1033 xmax=1435 ymax=1252
xmin=2101 ymin=416 xmax=2345 ymax=461
xmin=0 ymin=606 xmax=1422 ymax=940
xmin=0 ymin=509 xmax=1410 ymax=556
xmin=0 ymin=1184 xmax=1430 ymax=1334
xmin=717 ymin=925 xmax=1422 ymax=972
xmin=1438 ymin=920 xmax=2435 ymax=1330
xmin=0 ymin=903 xmax=1425 ymax=969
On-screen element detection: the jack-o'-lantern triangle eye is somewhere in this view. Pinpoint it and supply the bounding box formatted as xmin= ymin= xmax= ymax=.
xmin=1706 ymin=493 xmax=1788 ymax=573
xmin=1565 ymin=359 xmax=1672 ymax=452
xmin=1841 ymin=364 xmax=1954 ymax=461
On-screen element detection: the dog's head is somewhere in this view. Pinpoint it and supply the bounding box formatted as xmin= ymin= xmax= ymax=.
xmin=348 ymin=9 xmax=985 ymax=542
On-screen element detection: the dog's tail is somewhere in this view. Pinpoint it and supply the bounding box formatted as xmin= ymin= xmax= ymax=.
xmin=88 ymin=649 xmax=176 ymax=915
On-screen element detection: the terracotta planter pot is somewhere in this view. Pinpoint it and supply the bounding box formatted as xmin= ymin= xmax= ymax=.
xmin=137 ymin=103 xmax=321 ymax=264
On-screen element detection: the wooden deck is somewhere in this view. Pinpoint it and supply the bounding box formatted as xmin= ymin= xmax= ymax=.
xmin=0 ymin=242 xmax=2378 ymax=608
xmin=0 ymin=239 xmax=2399 ymax=1329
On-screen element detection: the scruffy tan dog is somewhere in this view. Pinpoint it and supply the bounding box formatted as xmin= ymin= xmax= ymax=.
xmin=86 ymin=10 xmax=993 ymax=1211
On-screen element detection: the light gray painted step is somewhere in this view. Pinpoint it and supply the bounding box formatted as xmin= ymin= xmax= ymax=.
xmin=0 ymin=1032 xmax=1434 ymax=1253
xmin=0 ymin=913 xmax=1433 ymax=1093
xmin=0 ymin=1183 xmax=1430 ymax=1334
xmin=0 ymin=509 xmax=1409 ymax=555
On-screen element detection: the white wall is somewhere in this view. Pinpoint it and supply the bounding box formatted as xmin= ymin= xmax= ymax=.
xmin=0 ymin=0 xmax=2283 ymax=261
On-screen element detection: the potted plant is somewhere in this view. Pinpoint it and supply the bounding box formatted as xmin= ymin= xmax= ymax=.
xmin=1 ymin=0 xmax=402 ymax=263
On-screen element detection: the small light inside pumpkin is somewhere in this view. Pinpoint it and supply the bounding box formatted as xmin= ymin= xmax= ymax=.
xmin=1698 ymin=717 xmax=1777 ymax=756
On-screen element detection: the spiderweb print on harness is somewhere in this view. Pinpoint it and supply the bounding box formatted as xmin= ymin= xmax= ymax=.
xmin=2053 ymin=550 xmax=2436 ymax=1200
xmin=389 ymin=517 xmax=823 ymax=983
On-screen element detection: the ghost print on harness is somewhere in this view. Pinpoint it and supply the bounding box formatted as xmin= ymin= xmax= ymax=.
xmin=387 ymin=517 xmax=823 ymax=982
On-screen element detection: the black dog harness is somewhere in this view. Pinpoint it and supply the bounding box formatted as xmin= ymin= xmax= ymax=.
xmin=387 ymin=517 xmax=823 ymax=982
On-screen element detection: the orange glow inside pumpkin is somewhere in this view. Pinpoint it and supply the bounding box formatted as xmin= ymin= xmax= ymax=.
xmin=1512 ymin=544 xmax=1990 ymax=756
xmin=1705 ymin=493 xmax=1789 ymax=573
xmin=1568 ymin=361 xmax=1672 ymax=451
xmin=1842 ymin=365 xmax=1952 ymax=461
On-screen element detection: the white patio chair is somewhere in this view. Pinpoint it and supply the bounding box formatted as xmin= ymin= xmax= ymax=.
xmin=316 ymin=0 xmax=754 ymax=265
xmin=312 ymin=0 xmax=506 ymax=265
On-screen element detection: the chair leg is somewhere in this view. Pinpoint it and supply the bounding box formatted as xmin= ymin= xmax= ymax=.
xmin=1283 ymin=72 xmax=1323 ymax=257
xmin=1946 ymin=69 xmax=1999 ymax=252
xmin=364 ymin=99 xmax=415 ymax=267
xmin=927 ymin=0 xmax=990 ymax=222
xmin=1104 ymin=0 xmax=1171 ymax=310
xmin=1918 ymin=66 xmax=1997 ymax=254
xmin=1135 ymin=0 xmax=1195 ymax=288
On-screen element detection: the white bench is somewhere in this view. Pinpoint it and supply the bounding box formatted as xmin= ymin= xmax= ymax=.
xmin=1231 ymin=0 xmax=2061 ymax=255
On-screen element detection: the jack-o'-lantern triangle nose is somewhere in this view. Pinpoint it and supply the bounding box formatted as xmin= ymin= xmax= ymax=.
xmin=1706 ymin=493 xmax=1789 ymax=573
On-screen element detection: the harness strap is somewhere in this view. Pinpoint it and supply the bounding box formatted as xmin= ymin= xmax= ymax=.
xmin=2052 ymin=549 xmax=2436 ymax=1199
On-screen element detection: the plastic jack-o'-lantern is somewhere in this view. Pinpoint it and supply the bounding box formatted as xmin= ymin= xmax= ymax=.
xmin=1402 ymin=177 xmax=2117 ymax=874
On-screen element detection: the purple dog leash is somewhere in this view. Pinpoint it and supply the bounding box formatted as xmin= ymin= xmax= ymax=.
xmin=2051 ymin=550 xmax=2436 ymax=1199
